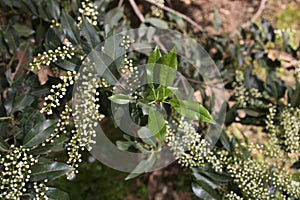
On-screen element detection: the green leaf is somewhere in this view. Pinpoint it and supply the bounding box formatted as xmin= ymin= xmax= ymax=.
xmin=91 ymin=50 xmax=120 ymax=85
xmin=46 ymin=188 xmax=69 ymax=200
xmin=125 ymin=152 xmax=156 ymax=180
xmin=261 ymin=17 xmax=275 ymax=42
xmin=213 ymin=8 xmax=222 ymax=31
xmin=104 ymin=6 xmax=124 ymax=27
xmin=168 ymin=99 xmax=215 ymax=123
xmin=137 ymin=127 xmax=156 ymax=146
xmin=116 ymin=140 xmax=132 ymax=151
xmin=290 ymin=82 xmax=300 ymax=107
xmin=30 ymin=161 xmax=73 ymax=181
xmin=147 ymin=47 xmax=162 ymax=86
xmin=145 ymin=18 xmax=169 ymax=29
xmin=148 ymin=109 xmax=166 ymax=141
xmin=109 ymin=94 xmax=132 ymax=104
xmin=147 ymin=47 xmax=162 ymax=64
xmin=192 ymin=182 xmax=220 ymax=200
xmin=60 ymin=11 xmax=81 ymax=45
xmin=81 ymin=16 xmax=101 ymax=52
xmin=146 ymin=86 xmax=174 ymax=101
xmin=13 ymin=24 xmax=34 ymax=37
xmin=23 ymin=120 xmax=57 ymax=147
xmin=159 ymin=47 xmax=177 ymax=86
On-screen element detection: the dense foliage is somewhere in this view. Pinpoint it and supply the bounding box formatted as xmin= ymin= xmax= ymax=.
xmin=0 ymin=0 xmax=299 ymax=199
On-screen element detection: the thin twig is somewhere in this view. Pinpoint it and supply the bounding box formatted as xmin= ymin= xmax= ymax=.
xmin=128 ymin=0 xmax=145 ymax=23
xmin=144 ymin=0 xmax=204 ymax=32
xmin=118 ymin=0 xmax=124 ymax=7
xmin=241 ymin=0 xmax=268 ymax=28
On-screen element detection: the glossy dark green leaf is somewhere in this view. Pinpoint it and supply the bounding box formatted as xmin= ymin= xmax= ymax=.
xmin=192 ymin=182 xmax=220 ymax=200
xmin=23 ymin=119 xmax=57 ymax=147
xmin=30 ymin=135 xmax=69 ymax=155
xmin=213 ymin=8 xmax=222 ymax=31
xmin=290 ymin=82 xmax=300 ymax=107
xmin=137 ymin=127 xmax=156 ymax=146
xmin=261 ymin=18 xmax=275 ymax=42
xmin=47 ymin=0 xmax=60 ymax=20
xmin=30 ymin=161 xmax=74 ymax=181
xmin=91 ymin=50 xmax=119 ymax=84
xmin=60 ymin=11 xmax=81 ymax=45
xmin=4 ymin=87 xmax=17 ymax=115
xmin=13 ymin=24 xmax=34 ymax=37
xmin=81 ymin=16 xmax=101 ymax=52
xmin=104 ymin=6 xmax=124 ymax=27
xmin=169 ymin=99 xmax=215 ymax=123
xmin=250 ymin=23 xmax=262 ymax=43
xmin=125 ymin=152 xmax=156 ymax=180
xmin=46 ymin=188 xmax=69 ymax=200
xmin=148 ymin=109 xmax=166 ymax=141
xmin=145 ymin=18 xmax=169 ymax=29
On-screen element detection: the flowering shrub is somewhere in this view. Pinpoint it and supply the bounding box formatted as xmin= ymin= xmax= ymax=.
xmin=0 ymin=0 xmax=299 ymax=199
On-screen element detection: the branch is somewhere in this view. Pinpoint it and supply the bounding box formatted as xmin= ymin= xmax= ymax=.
xmin=241 ymin=0 xmax=268 ymax=28
xmin=128 ymin=0 xmax=145 ymax=23
xmin=144 ymin=0 xmax=204 ymax=32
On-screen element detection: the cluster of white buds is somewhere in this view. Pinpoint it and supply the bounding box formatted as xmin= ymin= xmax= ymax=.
xmin=41 ymin=71 xmax=77 ymax=115
xmin=266 ymin=104 xmax=300 ymax=154
xmin=274 ymin=28 xmax=296 ymax=38
xmin=120 ymin=35 xmax=135 ymax=50
xmin=280 ymin=105 xmax=300 ymax=154
xmin=50 ymin=19 xmax=61 ymax=28
xmin=224 ymin=191 xmax=244 ymax=200
xmin=233 ymin=70 xmax=265 ymax=108
xmin=78 ymin=0 xmax=99 ymax=26
xmin=119 ymin=36 xmax=141 ymax=96
xmin=119 ymin=55 xmax=140 ymax=94
xmin=29 ymin=40 xmax=75 ymax=71
xmin=73 ymin=61 xmax=106 ymax=151
xmin=165 ymin=118 xmax=224 ymax=172
xmin=66 ymin=129 xmax=83 ymax=180
xmin=272 ymin=170 xmax=300 ymax=198
xmin=150 ymin=0 xmax=164 ymax=18
xmin=0 ymin=145 xmax=38 ymax=199
xmin=33 ymin=180 xmax=49 ymax=200
xmin=227 ymin=158 xmax=270 ymax=199
xmin=42 ymin=104 xmax=72 ymax=146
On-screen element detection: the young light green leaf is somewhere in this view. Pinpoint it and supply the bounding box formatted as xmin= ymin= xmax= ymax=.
xmin=148 ymin=109 xmax=166 ymax=141
xmin=169 ymin=99 xmax=215 ymax=123
xmin=109 ymin=94 xmax=132 ymax=104
xmin=137 ymin=127 xmax=156 ymax=146
xmin=147 ymin=47 xmax=162 ymax=87
xmin=146 ymin=86 xmax=174 ymax=101
xmin=23 ymin=120 xmax=57 ymax=147
xmin=213 ymin=8 xmax=222 ymax=31
xmin=116 ymin=141 xmax=132 ymax=151
xmin=30 ymin=161 xmax=74 ymax=181
xmin=159 ymin=47 xmax=177 ymax=86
